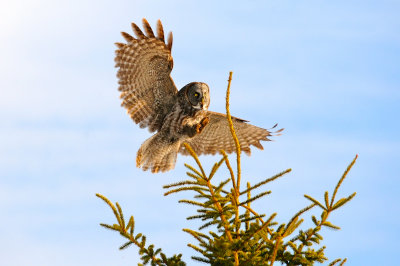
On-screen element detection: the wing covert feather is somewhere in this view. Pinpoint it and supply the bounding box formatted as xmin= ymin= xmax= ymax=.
xmin=180 ymin=111 xmax=282 ymax=156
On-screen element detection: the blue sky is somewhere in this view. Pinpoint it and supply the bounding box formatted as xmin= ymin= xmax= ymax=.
xmin=1 ymin=0 xmax=399 ymax=265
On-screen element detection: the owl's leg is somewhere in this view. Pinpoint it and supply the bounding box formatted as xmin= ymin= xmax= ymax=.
xmin=196 ymin=116 xmax=209 ymax=133
xmin=182 ymin=116 xmax=210 ymax=137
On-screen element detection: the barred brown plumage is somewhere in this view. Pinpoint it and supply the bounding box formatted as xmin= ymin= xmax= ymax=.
xmin=115 ymin=19 xmax=282 ymax=173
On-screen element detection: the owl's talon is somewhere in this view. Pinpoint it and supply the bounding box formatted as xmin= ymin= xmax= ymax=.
xmin=202 ymin=116 xmax=210 ymax=126
xmin=196 ymin=124 xmax=201 ymax=133
xmin=196 ymin=116 xmax=209 ymax=133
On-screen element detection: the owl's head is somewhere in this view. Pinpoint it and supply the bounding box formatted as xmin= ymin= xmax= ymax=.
xmin=182 ymin=82 xmax=210 ymax=110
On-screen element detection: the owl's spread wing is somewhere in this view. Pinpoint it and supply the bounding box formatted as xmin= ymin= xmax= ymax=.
xmin=115 ymin=19 xmax=178 ymax=132
xmin=180 ymin=111 xmax=283 ymax=156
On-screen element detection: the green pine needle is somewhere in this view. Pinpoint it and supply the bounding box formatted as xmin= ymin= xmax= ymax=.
xmin=119 ymin=241 xmax=134 ymax=250
xmin=239 ymin=191 xmax=271 ymax=206
xmin=322 ymin=221 xmax=341 ymax=230
xmin=179 ymin=200 xmax=206 ymax=207
xmin=324 ymin=191 xmax=330 ymax=209
xmin=330 ymin=155 xmax=358 ymax=207
xmin=240 ymin=169 xmax=292 ymax=196
xmin=184 ymin=163 xmax=204 ymax=179
xmin=304 ymin=195 xmax=326 ymax=210
xmin=331 ymin=192 xmax=357 ymax=211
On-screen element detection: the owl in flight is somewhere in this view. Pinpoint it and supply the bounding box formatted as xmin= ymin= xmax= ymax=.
xmin=115 ymin=19 xmax=282 ymax=173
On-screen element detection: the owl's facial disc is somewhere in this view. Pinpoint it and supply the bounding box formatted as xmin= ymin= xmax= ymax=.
xmin=187 ymin=82 xmax=210 ymax=110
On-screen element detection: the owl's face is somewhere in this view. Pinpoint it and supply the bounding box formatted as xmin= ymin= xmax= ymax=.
xmin=185 ymin=82 xmax=210 ymax=110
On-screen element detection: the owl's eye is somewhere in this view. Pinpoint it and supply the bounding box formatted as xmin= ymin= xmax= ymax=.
xmin=194 ymin=92 xmax=200 ymax=98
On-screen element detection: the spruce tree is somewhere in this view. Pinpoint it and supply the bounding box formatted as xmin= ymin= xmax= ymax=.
xmin=97 ymin=72 xmax=356 ymax=266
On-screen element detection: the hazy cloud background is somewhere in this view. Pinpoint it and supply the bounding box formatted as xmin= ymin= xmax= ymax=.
xmin=1 ymin=0 xmax=399 ymax=265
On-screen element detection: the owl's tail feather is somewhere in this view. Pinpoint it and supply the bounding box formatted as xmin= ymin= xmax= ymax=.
xmin=136 ymin=133 xmax=180 ymax=173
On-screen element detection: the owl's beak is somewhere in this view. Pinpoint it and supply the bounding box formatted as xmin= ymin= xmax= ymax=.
xmin=201 ymin=97 xmax=205 ymax=109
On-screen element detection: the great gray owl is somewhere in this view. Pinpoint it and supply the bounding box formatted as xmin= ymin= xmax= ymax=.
xmin=115 ymin=19 xmax=282 ymax=173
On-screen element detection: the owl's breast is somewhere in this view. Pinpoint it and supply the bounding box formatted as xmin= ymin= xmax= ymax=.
xmin=161 ymin=104 xmax=206 ymax=141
